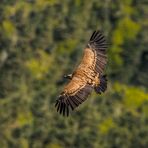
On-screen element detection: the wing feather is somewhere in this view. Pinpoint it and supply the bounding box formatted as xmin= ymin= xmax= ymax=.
xmin=55 ymin=77 xmax=93 ymax=116
xmin=88 ymin=30 xmax=108 ymax=74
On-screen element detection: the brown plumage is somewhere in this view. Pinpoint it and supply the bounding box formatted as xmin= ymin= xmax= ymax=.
xmin=55 ymin=30 xmax=108 ymax=116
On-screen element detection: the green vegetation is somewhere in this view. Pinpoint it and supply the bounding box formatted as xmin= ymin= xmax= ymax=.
xmin=0 ymin=0 xmax=147 ymax=147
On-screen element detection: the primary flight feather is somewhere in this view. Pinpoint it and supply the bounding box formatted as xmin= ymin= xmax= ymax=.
xmin=55 ymin=30 xmax=108 ymax=116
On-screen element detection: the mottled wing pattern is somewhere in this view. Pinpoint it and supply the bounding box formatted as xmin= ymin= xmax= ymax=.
xmin=88 ymin=30 xmax=107 ymax=74
xmin=55 ymin=76 xmax=93 ymax=116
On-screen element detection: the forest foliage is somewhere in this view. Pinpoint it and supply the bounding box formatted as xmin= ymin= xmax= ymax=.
xmin=0 ymin=0 xmax=148 ymax=148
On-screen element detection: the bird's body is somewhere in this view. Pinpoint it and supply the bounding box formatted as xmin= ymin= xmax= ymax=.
xmin=55 ymin=30 xmax=108 ymax=116
xmin=64 ymin=47 xmax=99 ymax=92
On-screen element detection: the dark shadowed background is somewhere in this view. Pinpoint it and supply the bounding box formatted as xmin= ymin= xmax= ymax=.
xmin=0 ymin=0 xmax=148 ymax=148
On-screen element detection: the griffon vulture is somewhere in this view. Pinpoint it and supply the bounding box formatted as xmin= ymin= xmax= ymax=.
xmin=55 ymin=30 xmax=108 ymax=116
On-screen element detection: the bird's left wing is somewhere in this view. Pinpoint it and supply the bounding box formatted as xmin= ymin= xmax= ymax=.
xmin=55 ymin=76 xmax=93 ymax=116
xmin=76 ymin=30 xmax=107 ymax=76
xmin=87 ymin=30 xmax=108 ymax=74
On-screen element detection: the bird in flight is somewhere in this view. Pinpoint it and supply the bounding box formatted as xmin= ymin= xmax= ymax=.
xmin=55 ymin=30 xmax=107 ymax=116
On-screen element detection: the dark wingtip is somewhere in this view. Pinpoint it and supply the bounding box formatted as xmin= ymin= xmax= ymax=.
xmin=89 ymin=30 xmax=107 ymax=52
xmin=55 ymin=95 xmax=70 ymax=117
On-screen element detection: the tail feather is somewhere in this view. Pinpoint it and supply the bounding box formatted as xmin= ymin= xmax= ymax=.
xmin=94 ymin=75 xmax=107 ymax=94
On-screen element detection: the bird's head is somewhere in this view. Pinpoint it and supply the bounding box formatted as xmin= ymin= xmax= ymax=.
xmin=64 ymin=74 xmax=72 ymax=79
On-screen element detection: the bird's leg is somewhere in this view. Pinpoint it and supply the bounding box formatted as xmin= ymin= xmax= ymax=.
xmin=64 ymin=74 xmax=72 ymax=79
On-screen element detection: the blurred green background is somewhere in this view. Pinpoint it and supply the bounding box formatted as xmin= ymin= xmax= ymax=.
xmin=0 ymin=0 xmax=148 ymax=148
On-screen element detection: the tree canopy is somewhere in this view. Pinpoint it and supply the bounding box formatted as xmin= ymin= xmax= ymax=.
xmin=0 ymin=0 xmax=148 ymax=148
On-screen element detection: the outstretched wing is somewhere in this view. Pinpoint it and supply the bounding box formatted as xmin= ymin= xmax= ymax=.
xmin=76 ymin=30 xmax=107 ymax=75
xmin=55 ymin=76 xmax=93 ymax=116
xmin=87 ymin=30 xmax=107 ymax=74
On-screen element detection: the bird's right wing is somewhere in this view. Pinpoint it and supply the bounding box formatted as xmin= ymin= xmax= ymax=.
xmin=55 ymin=76 xmax=93 ymax=116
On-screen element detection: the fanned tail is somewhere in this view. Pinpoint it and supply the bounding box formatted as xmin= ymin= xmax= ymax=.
xmin=94 ymin=75 xmax=107 ymax=94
